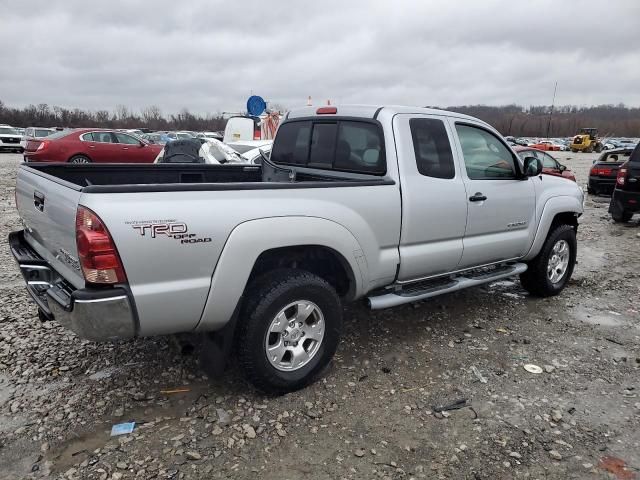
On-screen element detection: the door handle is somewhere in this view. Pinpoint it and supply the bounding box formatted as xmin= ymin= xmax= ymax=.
xmin=122 ymin=147 xmax=129 ymax=150
xmin=33 ymin=191 xmax=45 ymax=212
xmin=88 ymin=145 xmax=95 ymax=149
xmin=469 ymin=193 xmax=487 ymax=202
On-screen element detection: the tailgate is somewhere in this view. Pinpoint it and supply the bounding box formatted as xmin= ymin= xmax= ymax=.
xmin=15 ymin=166 xmax=85 ymax=288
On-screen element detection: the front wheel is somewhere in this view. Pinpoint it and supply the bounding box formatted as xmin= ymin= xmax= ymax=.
xmin=236 ymin=269 xmax=342 ymax=394
xmin=520 ymin=224 xmax=577 ymax=297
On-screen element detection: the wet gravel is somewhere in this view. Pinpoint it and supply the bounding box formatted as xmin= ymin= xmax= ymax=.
xmin=0 ymin=152 xmax=639 ymax=480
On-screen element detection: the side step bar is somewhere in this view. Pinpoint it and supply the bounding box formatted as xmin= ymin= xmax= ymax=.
xmin=367 ymin=262 xmax=528 ymax=310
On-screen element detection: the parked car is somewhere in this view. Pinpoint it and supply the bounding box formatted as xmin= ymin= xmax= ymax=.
xmin=227 ymin=140 xmax=273 ymax=156
xmin=202 ymin=131 xmax=224 ymax=141
xmin=514 ymin=147 xmax=576 ymax=182
xmin=10 ymin=105 xmax=583 ymax=393
xmin=609 ymin=144 xmax=640 ymax=222
xmin=0 ymin=125 xmax=24 ymax=153
xmin=20 ymin=127 xmax=56 ymax=150
xmin=529 ymin=140 xmax=562 ymax=151
xmin=241 ymin=143 xmax=273 ymax=164
xmin=140 ymin=133 xmax=166 ymax=145
xmin=587 ymin=147 xmax=634 ymax=195
xmin=23 ymin=129 xmax=163 ymax=163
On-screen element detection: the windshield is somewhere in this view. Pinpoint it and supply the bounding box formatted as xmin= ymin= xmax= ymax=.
xmin=176 ymin=133 xmax=192 ymax=139
xmin=0 ymin=127 xmax=18 ymax=135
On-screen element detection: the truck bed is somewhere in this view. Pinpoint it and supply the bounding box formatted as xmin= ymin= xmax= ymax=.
xmin=23 ymin=163 xmax=392 ymax=193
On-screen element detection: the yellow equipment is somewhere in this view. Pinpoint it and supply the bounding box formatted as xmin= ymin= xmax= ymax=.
xmin=570 ymin=128 xmax=603 ymax=153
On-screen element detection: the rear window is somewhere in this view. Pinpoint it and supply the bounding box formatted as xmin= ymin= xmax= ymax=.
xmin=34 ymin=129 xmax=53 ymax=138
xmin=271 ymin=120 xmax=385 ymax=175
xmin=45 ymin=130 xmax=73 ymax=140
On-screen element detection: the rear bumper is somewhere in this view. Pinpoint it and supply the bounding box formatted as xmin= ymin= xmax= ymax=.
xmin=609 ymin=189 xmax=640 ymax=213
xmin=588 ymin=176 xmax=616 ymax=193
xmin=9 ymin=230 xmax=137 ymax=341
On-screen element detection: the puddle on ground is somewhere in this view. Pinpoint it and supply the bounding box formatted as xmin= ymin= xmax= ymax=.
xmin=571 ymin=306 xmax=637 ymax=329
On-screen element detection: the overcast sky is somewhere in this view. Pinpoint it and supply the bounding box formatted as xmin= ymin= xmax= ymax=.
xmin=1 ymin=0 xmax=639 ymax=115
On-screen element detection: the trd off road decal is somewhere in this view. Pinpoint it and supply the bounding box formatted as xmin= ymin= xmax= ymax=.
xmin=126 ymin=220 xmax=211 ymax=244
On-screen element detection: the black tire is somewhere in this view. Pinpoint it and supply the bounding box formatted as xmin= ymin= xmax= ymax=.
xmin=236 ymin=269 xmax=342 ymax=394
xmin=586 ymin=185 xmax=596 ymax=195
xmin=571 ymin=148 xmax=578 ymax=153
xmin=520 ymin=224 xmax=576 ymax=297
xmin=611 ymin=209 xmax=633 ymax=223
xmin=68 ymin=155 xmax=91 ymax=164
xmin=595 ymin=144 xmax=603 ymax=153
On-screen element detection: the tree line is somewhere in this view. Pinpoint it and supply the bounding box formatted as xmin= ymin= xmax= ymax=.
xmin=0 ymin=101 xmax=226 ymax=132
xmin=1 ymin=100 xmax=639 ymax=137
xmin=443 ymin=104 xmax=640 ymax=138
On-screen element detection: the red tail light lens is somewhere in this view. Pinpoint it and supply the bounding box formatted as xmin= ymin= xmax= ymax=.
xmin=75 ymin=206 xmax=127 ymax=284
xmin=617 ymin=167 xmax=627 ymax=186
xmin=253 ymin=125 xmax=261 ymax=140
xmin=36 ymin=140 xmax=50 ymax=151
xmin=591 ymin=166 xmax=614 ymax=176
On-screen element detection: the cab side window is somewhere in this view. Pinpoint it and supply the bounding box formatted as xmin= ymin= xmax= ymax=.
xmin=456 ymin=124 xmax=516 ymax=179
xmin=410 ymin=118 xmax=455 ymax=179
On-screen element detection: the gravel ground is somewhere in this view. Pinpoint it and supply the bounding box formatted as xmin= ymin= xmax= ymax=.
xmin=0 ymin=152 xmax=638 ymax=480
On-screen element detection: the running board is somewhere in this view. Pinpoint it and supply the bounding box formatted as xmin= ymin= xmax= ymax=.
xmin=367 ymin=262 xmax=528 ymax=310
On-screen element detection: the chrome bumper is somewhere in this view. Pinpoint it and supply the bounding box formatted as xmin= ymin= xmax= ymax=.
xmin=9 ymin=230 xmax=137 ymax=341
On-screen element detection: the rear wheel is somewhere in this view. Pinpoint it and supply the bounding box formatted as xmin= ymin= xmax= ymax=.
xmin=520 ymin=224 xmax=576 ymax=297
xmin=236 ymin=269 xmax=342 ymax=394
xmin=611 ymin=209 xmax=633 ymax=223
xmin=69 ymin=155 xmax=91 ymax=164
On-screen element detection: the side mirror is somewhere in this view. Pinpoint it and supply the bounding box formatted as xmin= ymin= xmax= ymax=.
xmin=558 ymin=164 xmax=567 ymax=172
xmin=523 ymin=157 xmax=543 ymax=177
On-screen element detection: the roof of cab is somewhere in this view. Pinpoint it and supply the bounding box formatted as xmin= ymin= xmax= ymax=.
xmin=286 ymin=105 xmax=481 ymax=123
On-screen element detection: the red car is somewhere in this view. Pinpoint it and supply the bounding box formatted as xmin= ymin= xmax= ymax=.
xmin=24 ymin=129 xmax=163 ymax=164
xmin=529 ymin=140 xmax=562 ymax=151
xmin=514 ymin=147 xmax=576 ymax=182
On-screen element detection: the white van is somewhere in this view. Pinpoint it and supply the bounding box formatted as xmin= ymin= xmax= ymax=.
xmin=223 ymin=117 xmax=259 ymax=143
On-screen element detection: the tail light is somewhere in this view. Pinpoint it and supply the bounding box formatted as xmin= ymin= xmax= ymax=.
xmin=616 ymin=164 xmax=628 ymax=186
xmin=253 ymin=124 xmax=261 ymax=140
xmin=36 ymin=140 xmax=50 ymax=151
xmin=590 ymin=166 xmax=613 ymax=176
xmin=75 ymin=206 xmax=127 ymax=284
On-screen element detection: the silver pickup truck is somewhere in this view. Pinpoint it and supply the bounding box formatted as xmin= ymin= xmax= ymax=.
xmin=10 ymin=105 xmax=584 ymax=393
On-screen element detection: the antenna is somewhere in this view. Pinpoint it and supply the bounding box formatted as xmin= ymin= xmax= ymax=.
xmin=546 ymin=81 xmax=558 ymax=139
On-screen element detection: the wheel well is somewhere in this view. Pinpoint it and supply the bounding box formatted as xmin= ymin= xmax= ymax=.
xmin=551 ymin=212 xmax=579 ymax=232
xmin=249 ymin=245 xmax=355 ymax=298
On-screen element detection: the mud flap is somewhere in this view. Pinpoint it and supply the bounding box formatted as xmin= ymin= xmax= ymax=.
xmin=199 ymin=304 xmax=240 ymax=377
